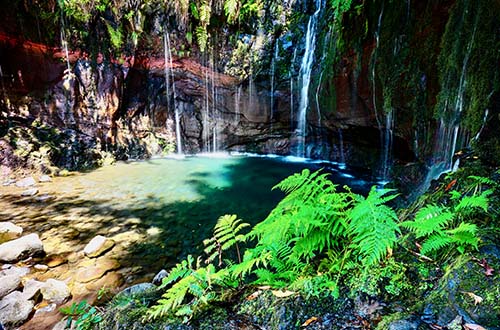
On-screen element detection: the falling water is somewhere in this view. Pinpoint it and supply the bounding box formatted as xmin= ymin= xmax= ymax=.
xmin=211 ymin=53 xmax=218 ymax=152
xmin=203 ymin=55 xmax=210 ymax=152
xmin=435 ymin=9 xmax=479 ymax=170
xmin=270 ymin=41 xmax=279 ymax=123
xmin=234 ymin=85 xmax=242 ymax=124
xmin=295 ymin=0 xmax=322 ymax=157
xmin=163 ymin=32 xmax=182 ymax=154
xmin=371 ymin=4 xmax=384 ymax=132
xmin=290 ymin=48 xmax=297 ymax=129
xmin=338 ymin=128 xmax=346 ymax=169
xmin=381 ymin=109 xmax=394 ymax=181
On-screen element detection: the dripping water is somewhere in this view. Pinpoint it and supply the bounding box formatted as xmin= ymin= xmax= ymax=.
xmin=163 ymin=32 xmax=182 ymax=154
xmin=295 ymin=0 xmax=322 ymax=157
xmin=270 ymin=41 xmax=279 ymax=124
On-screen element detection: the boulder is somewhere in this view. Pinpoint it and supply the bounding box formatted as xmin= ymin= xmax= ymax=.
xmin=0 ymin=291 xmax=34 ymax=326
xmin=40 ymin=279 xmax=71 ymax=304
xmin=0 ymin=275 xmax=21 ymax=300
xmin=0 ymin=222 xmax=23 ymax=243
xmin=22 ymin=279 xmax=45 ymax=300
xmin=15 ymin=176 xmax=36 ymax=188
xmin=0 ymin=266 xmax=30 ymax=298
xmin=0 ymin=233 xmax=44 ymax=262
xmin=152 ymin=269 xmax=168 ymax=285
xmin=83 ymin=235 xmax=115 ymax=258
xmin=75 ymin=257 xmax=120 ymax=283
xmin=21 ymin=188 xmax=38 ymax=197
xmin=114 ymin=283 xmax=156 ymax=301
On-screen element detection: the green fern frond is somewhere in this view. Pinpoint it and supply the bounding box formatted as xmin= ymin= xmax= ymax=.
xmin=420 ymin=233 xmax=453 ymax=255
xmin=454 ymin=189 xmax=491 ymax=213
xmin=468 ymin=175 xmax=497 ymax=186
xmin=446 ymin=222 xmax=478 ymax=251
xmin=400 ymin=204 xmax=453 ymax=238
xmin=348 ymin=186 xmax=399 ymax=266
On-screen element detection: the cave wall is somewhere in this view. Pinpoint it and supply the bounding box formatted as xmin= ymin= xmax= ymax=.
xmin=0 ymin=0 xmax=499 ymax=183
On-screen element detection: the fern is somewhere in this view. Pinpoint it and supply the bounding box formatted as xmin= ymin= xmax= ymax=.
xmin=148 ymin=256 xmax=228 ymax=321
xmin=204 ymin=214 xmax=249 ymax=265
xmin=400 ymin=205 xmax=454 ymax=238
xmin=224 ymin=0 xmax=239 ymax=24
xmin=454 ymin=189 xmax=491 ymax=214
xmin=348 ymin=187 xmax=400 ymax=267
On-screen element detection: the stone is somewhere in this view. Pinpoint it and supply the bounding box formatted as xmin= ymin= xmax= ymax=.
xmin=34 ymin=264 xmax=49 ymax=272
xmin=0 ymin=222 xmax=23 ymax=243
xmin=34 ymin=302 xmax=57 ymax=316
xmin=39 ymin=175 xmax=52 ymax=183
xmin=114 ymin=283 xmax=156 ymax=301
xmin=75 ymin=257 xmax=120 ymax=283
xmin=40 ymin=279 xmax=71 ymax=304
xmin=0 ymin=273 xmax=22 ymax=299
xmin=0 ymin=291 xmax=35 ymax=326
xmin=83 ymin=235 xmax=115 ymax=258
xmin=152 ymin=269 xmax=168 ymax=285
xmin=85 ymin=271 xmax=124 ymax=291
xmin=0 ymin=233 xmax=44 ymax=262
xmin=388 ymin=320 xmax=419 ymax=330
xmin=15 ymin=176 xmax=36 ymax=188
xmin=45 ymin=254 xmax=69 ymax=268
xmin=2 ymin=178 xmax=15 ymax=186
xmin=0 ymin=266 xmax=30 ymax=298
xmin=35 ymin=194 xmax=55 ymax=202
xmin=22 ymin=279 xmax=45 ymax=300
xmin=21 ymin=188 xmax=38 ymax=196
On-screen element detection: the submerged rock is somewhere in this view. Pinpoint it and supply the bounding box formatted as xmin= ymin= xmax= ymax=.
xmin=0 ymin=291 xmax=34 ymax=326
xmin=0 ymin=233 xmax=44 ymax=262
xmin=0 ymin=222 xmax=23 ymax=243
xmin=83 ymin=235 xmax=115 ymax=258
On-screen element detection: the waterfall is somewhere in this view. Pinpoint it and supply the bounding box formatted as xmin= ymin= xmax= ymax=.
xmin=290 ymin=48 xmax=297 ymax=129
xmin=234 ymin=85 xmax=242 ymax=124
xmin=211 ymin=53 xmax=218 ymax=152
xmin=435 ymin=7 xmax=479 ymax=170
xmin=295 ymin=0 xmax=322 ymax=157
xmin=270 ymin=41 xmax=279 ymax=123
xmin=338 ymin=128 xmax=346 ymax=169
xmin=203 ymin=55 xmax=210 ymax=152
xmin=163 ymin=32 xmax=182 ymax=154
xmin=381 ymin=109 xmax=394 ymax=182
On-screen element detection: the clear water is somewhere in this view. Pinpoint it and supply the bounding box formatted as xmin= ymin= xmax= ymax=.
xmin=0 ymin=154 xmax=373 ymax=279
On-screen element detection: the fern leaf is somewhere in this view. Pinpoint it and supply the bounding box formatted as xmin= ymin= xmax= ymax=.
xmin=420 ymin=233 xmax=452 ymax=255
xmin=454 ymin=189 xmax=491 ymax=213
xmin=400 ymin=204 xmax=453 ymax=238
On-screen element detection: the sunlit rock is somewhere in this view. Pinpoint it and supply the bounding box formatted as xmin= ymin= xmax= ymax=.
xmin=40 ymin=279 xmax=71 ymax=304
xmin=83 ymin=235 xmax=115 ymax=258
xmin=21 ymin=188 xmax=38 ymax=197
xmin=15 ymin=176 xmax=36 ymax=188
xmin=0 ymin=233 xmax=44 ymax=262
xmin=0 ymin=222 xmax=23 ymax=243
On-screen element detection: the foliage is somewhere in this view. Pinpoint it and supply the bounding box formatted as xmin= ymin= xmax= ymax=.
xmin=60 ymin=300 xmax=103 ymax=330
xmin=147 ymin=255 xmax=231 ymax=321
xmin=204 ymin=214 xmax=249 ymax=265
xmin=349 ymin=187 xmax=400 ymax=266
xmin=400 ymin=188 xmax=491 ymax=255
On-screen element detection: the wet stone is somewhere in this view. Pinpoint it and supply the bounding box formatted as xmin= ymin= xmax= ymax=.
xmin=83 ymin=235 xmax=115 ymax=258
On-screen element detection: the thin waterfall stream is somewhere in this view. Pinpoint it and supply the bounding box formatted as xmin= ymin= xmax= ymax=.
xmin=295 ymin=0 xmax=322 ymax=157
